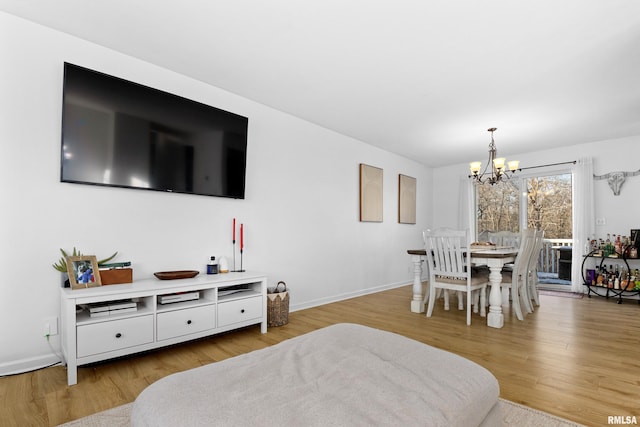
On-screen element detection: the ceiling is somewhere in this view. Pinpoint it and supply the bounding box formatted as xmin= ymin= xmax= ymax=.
xmin=2 ymin=0 xmax=640 ymax=167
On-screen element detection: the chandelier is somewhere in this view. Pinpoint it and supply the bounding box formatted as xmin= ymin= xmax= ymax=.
xmin=469 ymin=127 xmax=520 ymax=185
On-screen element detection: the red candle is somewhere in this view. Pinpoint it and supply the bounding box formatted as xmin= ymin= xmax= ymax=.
xmin=240 ymin=224 xmax=244 ymax=250
xmin=232 ymin=218 xmax=236 ymax=242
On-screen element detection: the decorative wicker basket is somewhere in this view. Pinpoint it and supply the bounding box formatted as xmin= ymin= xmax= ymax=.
xmin=267 ymin=281 xmax=289 ymax=327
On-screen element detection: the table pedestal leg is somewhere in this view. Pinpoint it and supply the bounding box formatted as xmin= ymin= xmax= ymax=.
xmin=410 ymin=254 xmax=425 ymax=313
xmin=487 ymin=265 xmax=504 ymax=328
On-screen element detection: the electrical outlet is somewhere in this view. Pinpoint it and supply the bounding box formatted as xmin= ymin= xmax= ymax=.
xmin=43 ymin=316 xmax=58 ymax=336
xmin=596 ymin=218 xmax=606 ymax=226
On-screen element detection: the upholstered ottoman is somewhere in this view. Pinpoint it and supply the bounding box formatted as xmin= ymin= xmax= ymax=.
xmin=132 ymin=323 xmax=500 ymax=426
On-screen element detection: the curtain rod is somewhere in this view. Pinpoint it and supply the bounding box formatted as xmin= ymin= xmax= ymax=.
xmin=519 ymin=160 xmax=576 ymax=171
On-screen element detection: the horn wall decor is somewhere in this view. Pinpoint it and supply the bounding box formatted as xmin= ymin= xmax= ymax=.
xmin=593 ymin=169 xmax=640 ymax=196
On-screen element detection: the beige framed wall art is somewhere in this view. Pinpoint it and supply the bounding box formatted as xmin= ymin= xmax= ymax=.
xmin=359 ymin=163 xmax=383 ymax=222
xmin=398 ymin=174 xmax=416 ymax=224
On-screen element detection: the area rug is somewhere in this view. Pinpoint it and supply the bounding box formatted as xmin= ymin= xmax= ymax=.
xmin=57 ymin=398 xmax=586 ymax=426
xmin=539 ymin=290 xmax=584 ymax=299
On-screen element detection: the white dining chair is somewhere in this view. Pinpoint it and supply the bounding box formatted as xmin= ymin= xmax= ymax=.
xmin=421 ymin=229 xmax=464 ymax=311
xmin=499 ymin=228 xmax=536 ymax=320
xmin=488 ymin=231 xmax=520 ymax=247
xmin=523 ymin=229 xmax=545 ymax=312
xmin=424 ymin=228 xmax=489 ymax=325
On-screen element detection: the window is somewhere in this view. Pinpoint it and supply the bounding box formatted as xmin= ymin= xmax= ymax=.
xmin=526 ymin=174 xmax=572 ymax=239
xmin=475 ymin=173 xmax=572 ymax=240
xmin=476 ymin=180 xmax=519 ymax=238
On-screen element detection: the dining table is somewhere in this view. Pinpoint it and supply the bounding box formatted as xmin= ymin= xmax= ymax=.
xmin=407 ymin=247 xmax=518 ymax=328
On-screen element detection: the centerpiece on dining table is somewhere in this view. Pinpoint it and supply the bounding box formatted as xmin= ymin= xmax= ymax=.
xmin=471 ymin=241 xmax=497 ymax=250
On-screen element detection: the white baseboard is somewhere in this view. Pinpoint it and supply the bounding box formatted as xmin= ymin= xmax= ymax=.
xmin=290 ymin=281 xmax=409 ymax=313
xmin=0 ymin=354 xmax=62 ymax=377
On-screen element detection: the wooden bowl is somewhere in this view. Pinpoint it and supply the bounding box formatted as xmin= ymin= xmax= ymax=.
xmin=154 ymin=270 xmax=199 ymax=280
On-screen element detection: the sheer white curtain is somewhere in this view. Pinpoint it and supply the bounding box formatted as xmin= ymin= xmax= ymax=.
xmin=457 ymin=176 xmax=475 ymax=236
xmin=571 ymin=157 xmax=595 ymax=292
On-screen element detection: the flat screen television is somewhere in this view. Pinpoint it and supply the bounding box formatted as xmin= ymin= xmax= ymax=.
xmin=61 ymin=62 xmax=248 ymax=199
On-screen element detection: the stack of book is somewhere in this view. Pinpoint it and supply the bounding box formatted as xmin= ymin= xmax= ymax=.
xmin=87 ymin=299 xmax=137 ymax=317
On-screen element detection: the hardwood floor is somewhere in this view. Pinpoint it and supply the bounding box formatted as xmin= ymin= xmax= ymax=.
xmin=1 ymin=285 xmax=638 ymax=427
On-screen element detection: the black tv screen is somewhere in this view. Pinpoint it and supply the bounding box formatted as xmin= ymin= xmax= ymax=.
xmin=61 ymin=63 xmax=248 ymax=199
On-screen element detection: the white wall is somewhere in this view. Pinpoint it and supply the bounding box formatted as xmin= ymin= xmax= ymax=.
xmin=0 ymin=13 xmax=433 ymax=374
xmin=432 ymin=135 xmax=640 ymax=238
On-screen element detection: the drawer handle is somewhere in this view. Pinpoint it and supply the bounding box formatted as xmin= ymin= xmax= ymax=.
xmin=115 ymin=333 xmax=122 ymax=338
xmin=240 ymin=309 xmax=245 ymax=313
xmin=187 ymin=320 xmax=192 ymax=325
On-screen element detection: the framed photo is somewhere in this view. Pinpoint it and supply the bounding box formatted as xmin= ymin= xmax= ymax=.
xmin=359 ymin=163 xmax=383 ymax=222
xmin=398 ymin=174 xmax=416 ymax=224
xmin=632 ymin=229 xmax=640 ymax=247
xmin=66 ymin=255 xmax=102 ymax=289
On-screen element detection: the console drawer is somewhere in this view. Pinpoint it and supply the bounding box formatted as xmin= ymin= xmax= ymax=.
xmin=77 ymin=315 xmax=153 ymax=358
xmin=218 ymin=296 xmax=263 ymax=327
xmin=157 ymin=304 xmax=216 ymax=341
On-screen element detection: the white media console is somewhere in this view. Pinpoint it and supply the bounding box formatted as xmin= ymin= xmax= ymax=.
xmin=60 ymin=271 xmax=267 ymax=385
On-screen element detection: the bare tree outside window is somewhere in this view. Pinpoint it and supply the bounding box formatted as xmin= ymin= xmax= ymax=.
xmin=476 ymin=180 xmax=519 ymax=235
xmin=475 ymin=173 xmax=572 ymax=240
xmin=526 ymin=174 xmax=572 ymax=239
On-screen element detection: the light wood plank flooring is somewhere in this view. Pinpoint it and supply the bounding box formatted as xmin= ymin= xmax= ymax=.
xmin=1 ymin=285 xmax=638 ymax=427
